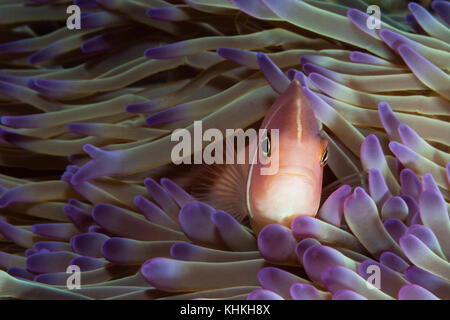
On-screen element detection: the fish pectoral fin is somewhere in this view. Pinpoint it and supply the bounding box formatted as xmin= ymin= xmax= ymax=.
xmin=190 ymin=161 xmax=250 ymax=224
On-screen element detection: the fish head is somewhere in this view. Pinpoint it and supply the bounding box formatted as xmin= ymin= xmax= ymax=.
xmin=247 ymin=80 xmax=328 ymax=234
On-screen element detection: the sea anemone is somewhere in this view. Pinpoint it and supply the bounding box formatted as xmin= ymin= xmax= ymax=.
xmin=250 ymin=130 xmax=450 ymax=300
xmin=0 ymin=0 xmax=448 ymax=300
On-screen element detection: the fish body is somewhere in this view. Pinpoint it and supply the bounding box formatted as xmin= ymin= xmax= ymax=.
xmin=193 ymin=80 xmax=328 ymax=235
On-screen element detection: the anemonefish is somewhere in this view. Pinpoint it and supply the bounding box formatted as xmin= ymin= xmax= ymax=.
xmin=194 ymin=79 xmax=328 ymax=235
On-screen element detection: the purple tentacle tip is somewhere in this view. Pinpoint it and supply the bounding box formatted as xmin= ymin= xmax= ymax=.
xmin=398 ymin=284 xmax=439 ymax=300
xmin=432 ymin=1 xmax=450 ymax=25
xmin=141 ymin=257 xmax=181 ymax=291
xmin=256 ymin=52 xmax=290 ymax=93
xmin=257 ymin=224 xmax=297 ymax=264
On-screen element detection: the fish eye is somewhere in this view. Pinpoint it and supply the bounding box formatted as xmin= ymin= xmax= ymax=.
xmin=320 ymin=147 xmax=328 ymax=166
xmin=261 ymin=132 xmax=271 ymax=157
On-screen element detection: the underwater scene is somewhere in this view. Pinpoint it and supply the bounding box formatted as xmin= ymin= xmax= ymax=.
xmin=0 ymin=0 xmax=449 ymax=302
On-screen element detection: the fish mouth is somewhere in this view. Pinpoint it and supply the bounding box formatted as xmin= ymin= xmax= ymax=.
xmin=276 ymin=167 xmax=316 ymax=183
xmin=278 ymin=171 xmax=308 ymax=178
